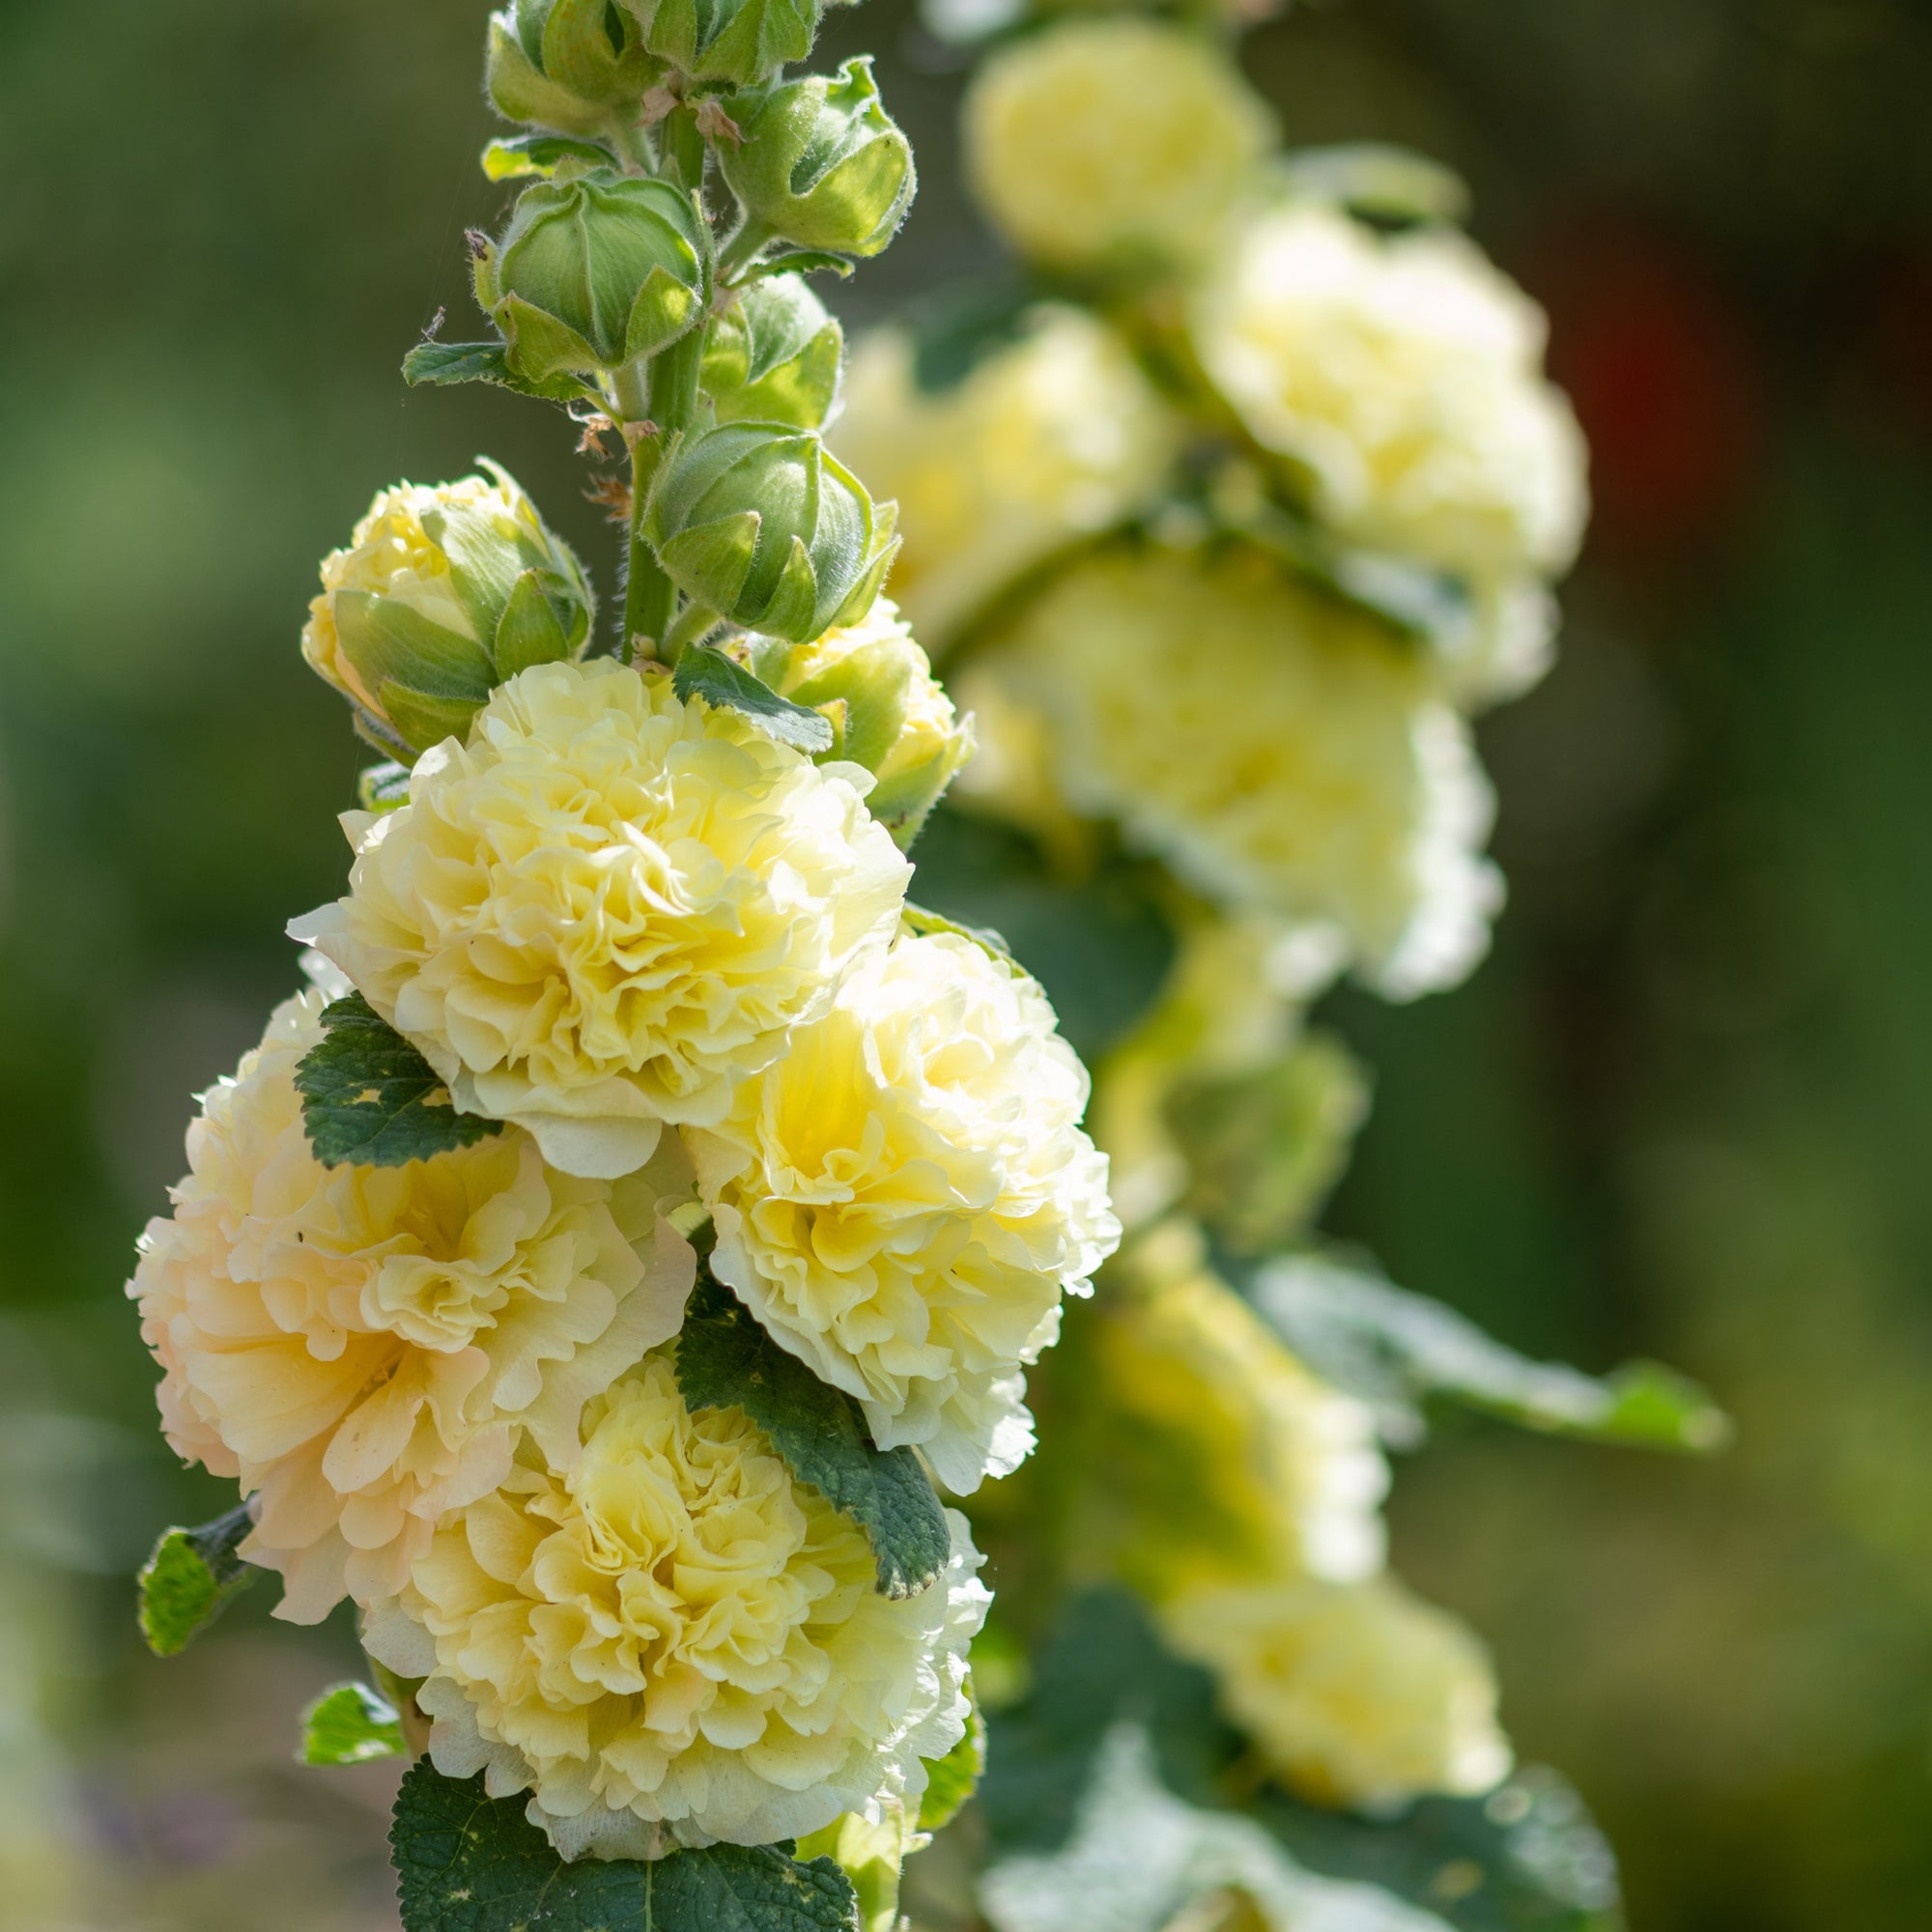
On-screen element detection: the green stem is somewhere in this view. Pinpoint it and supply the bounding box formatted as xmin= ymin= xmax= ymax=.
xmin=656 ymin=106 xmax=705 ymax=193
xmin=717 ymin=218 xmax=772 ymax=284
xmin=663 ymin=600 xmax=722 ymax=661
xmin=620 ymin=327 xmax=706 ymax=662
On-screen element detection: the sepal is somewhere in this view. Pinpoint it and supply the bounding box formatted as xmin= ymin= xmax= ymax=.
xmin=475 ymin=169 xmax=711 ymax=380
xmin=641 ymin=420 xmax=898 ymax=642
xmin=622 ymin=0 xmax=826 ymax=87
xmin=487 ymin=0 xmax=663 ymax=135
xmin=719 ymin=57 xmax=914 ymax=260
xmin=702 ymin=275 xmax=844 ymax=428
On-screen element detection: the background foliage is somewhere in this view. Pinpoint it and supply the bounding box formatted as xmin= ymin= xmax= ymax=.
xmin=3 ymin=0 xmax=1932 ymax=1924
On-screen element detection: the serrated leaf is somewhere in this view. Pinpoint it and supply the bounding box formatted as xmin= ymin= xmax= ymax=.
xmin=482 ymin=133 xmax=618 ymax=181
xmin=402 ymin=339 xmax=598 ymax=405
xmin=981 ymin=1725 xmax=1456 ymax=1932
xmin=136 ymin=1504 xmax=260 ymax=1657
xmin=391 ymin=1761 xmax=861 ymax=1932
xmin=300 ymin=1681 xmax=407 ymax=1766
xmin=917 ymin=1681 xmax=984 ymax=1833
xmin=675 ymin=1270 xmax=950 ymax=1598
xmin=673 ymin=642 xmax=836 ymax=753
xmin=1243 ymin=1253 xmax=1731 ymax=1454
xmin=744 ymin=250 xmax=856 ymax=284
xmin=294 ymin=993 xmax=503 ymax=1170
xmin=1257 ymin=1769 xmax=1625 ymax=1932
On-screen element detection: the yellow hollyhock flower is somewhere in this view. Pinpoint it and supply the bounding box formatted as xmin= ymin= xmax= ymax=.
xmin=691 ymin=931 xmax=1119 ymax=1493
xmin=365 ymin=1352 xmax=988 ymax=1857
xmin=292 ymin=658 xmax=911 ymax=1179
xmin=128 ymin=988 xmax=695 ymax=1622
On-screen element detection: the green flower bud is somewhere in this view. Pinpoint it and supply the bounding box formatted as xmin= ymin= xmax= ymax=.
xmin=487 ymin=0 xmax=663 ymax=136
xmin=474 ymin=169 xmax=710 ymax=381
xmin=719 ymin=58 xmax=914 ymax=258
xmin=641 ymin=421 xmax=898 ymax=642
xmin=745 ymin=597 xmax=975 ymax=845
xmin=619 ymin=0 xmax=826 ymax=88
xmin=700 ymin=275 xmax=844 ymax=429
xmin=1166 ymin=1031 xmax=1370 ymax=1256
xmin=302 ymin=465 xmax=596 ymax=756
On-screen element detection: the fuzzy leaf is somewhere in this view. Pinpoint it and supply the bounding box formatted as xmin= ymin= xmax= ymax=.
xmin=743 ymin=250 xmax=856 ymax=284
xmin=391 ymin=1762 xmax=860 ymax=1932
xmin=1258 ymin=1769 xmax=1625 ymax=1932
xmin=1244 ymin=1253 xmax=1731 ymax=1453
xmin=358 ymin=761 xmax=413 ymax=813
xmin=675 ymin=1271 xmax=950 ymax=1598
xmin=295 ymin=993 xmax=502 ymax=1169
xmin=981 ymin=1725 xmax=1457 ymax=1932
xmin=482 ymin=133 xmax=618 ymax=182
xmin=301 ymin=1681 xmax=407 ymax=1766
xmin=402 ymin=339 xmax=598 ymax=405
xmin=673 ymin=642 xmax=836 ymax=753
xmin=137 ymin=1504 xmax=260 ymax=1657
xmin=980 ymin=1589 xmax=1233 ymax=1860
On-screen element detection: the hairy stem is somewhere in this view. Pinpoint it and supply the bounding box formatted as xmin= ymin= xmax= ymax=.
xmin=620 ymin=326 xmax=706 ymax=662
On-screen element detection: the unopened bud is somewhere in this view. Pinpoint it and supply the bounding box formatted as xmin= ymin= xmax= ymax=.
xmin=641 ymin=421 xmax=898 ymax=642
xmin=745 ymin=598 xmax=974 ymax=845
xmin=1166 ymin=1032 xmax=1370 ymax=1255
xmin=475 ymin=169 xmax=710 ymax=381
xmin=700 ymin=275 xmax=843 ymax=429
xmin=487 ymin=0 xmax=663 ymax=137
xmin=620 ymin=0 xmax=825 ymax=88
xmin=302 ymin=465 xmax=595 ymax=755
xmin=718 ymin=58 xmax=914 ymax=258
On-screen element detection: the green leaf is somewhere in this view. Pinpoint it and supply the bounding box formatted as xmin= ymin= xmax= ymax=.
xmin=743 ymin=250 xmax=857 ymax=284
xmin=1257 ymin=1769 xmax=1625 ymax=1932
xmin=980 ymin=1590 xmax=1234 ymax=1859
xmin=391 ymin=1761 xmax=861 ymax=1932
xmin=675 ymin=1270 xmax=951 ymax=1599
xmin=981 ymin=1724 xmax=1457 ymax=1932
xmin=673 ymin=642 xmax=837 ymax=754
xmin=358 ymin=760 xmax=413 ymax=812
xmin=300 ymin=1681 xmax=407 ymax=1766
xmin=136 ymin=1504 xmax=260 ymax=1657
xmin=898 ymin=900 xmax=1012 ymax=964
xmin=909 ymin=280 xmax=1037 ymax=394
xmin=909 ymin=809 xmax=1175 ymax=1065
xmin=1278 ymin=141 xmax=1472 ymax=227
xmin=917 ymin=1680 xmax=984 ymax=1833
xmin=402 ymin=339 xmax=598 ymax=405
xmin=1242 ymin=1252 xmax=1732 ymax=1454
xmin=482 ymin=133 xmax=618 ymax=181
xmin=294 ymin=993 xmax=503 ymax=1170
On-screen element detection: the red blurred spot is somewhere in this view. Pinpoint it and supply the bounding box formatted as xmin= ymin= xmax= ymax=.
xmin=1523 ymin=218 xmax=1762 ymax=559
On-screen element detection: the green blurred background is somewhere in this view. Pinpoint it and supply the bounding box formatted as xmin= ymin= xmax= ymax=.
xmin=3 ymin=0 xmax=1930 ymax=1924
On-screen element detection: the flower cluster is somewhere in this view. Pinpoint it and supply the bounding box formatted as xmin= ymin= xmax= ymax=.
xmin=137 ymin=558 xmax=1107 ymax=1853
xmin=129 ymin=3 xmax=1119 ymax=1857
xmin=838 ymin=13 xmax=1590 ymax=997
xmin=365 ymin=1352 xmax=987 ymax=1856
xmin=828 ymin=8 xmax=1562 ymax=1832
